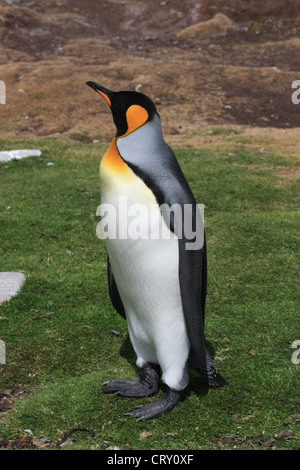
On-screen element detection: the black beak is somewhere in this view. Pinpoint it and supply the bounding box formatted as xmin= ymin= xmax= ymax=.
xmin=86 ymin=81 xmax=114 ymax=106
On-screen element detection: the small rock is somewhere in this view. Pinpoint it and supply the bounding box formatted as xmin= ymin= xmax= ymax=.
xmin=0 ymin=272 xmax=26 ymax=304
xmin=158 ymin=432 xmax=179 ymax=438
xmin=0 ymin=149 xmax=42 ymax=162
xmin=231 ymin=417 xmax=241 ymax=423
xmin=274 ymin=429 xmax=294 ymax=440
xmin=283 ymin=414 xmax=300 ymax=425
xmin=59 ymin=439 xmax=74 ymax=447
xmin=39 ymin=437 xmax=53 ymax=444
xmin=139 ymin=431 xmax=153 ymax=440
xmin=120 ymin=443 xmax=131 ymax=450
xmin=109 ymin=329 xmax=120 ymax=336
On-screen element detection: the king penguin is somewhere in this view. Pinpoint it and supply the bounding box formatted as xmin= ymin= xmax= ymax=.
xmin=86 ymin=81 xmax=228 ymax=421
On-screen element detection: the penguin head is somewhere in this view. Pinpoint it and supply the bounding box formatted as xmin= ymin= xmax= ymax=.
xmin=86 ymin=81 xmax=159 ymax=137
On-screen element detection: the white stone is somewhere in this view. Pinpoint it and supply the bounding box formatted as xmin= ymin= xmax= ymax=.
xmin=0 ymin=272 xmax=26 ymax=304
xmin=0 ymin=149 xmax=42 ymax=162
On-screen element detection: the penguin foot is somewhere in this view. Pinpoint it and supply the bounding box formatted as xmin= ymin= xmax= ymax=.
xmin=122 ymin=387 xmax=182 ymax=422
xmin=100 ymin=363 xmax=160 ymax=398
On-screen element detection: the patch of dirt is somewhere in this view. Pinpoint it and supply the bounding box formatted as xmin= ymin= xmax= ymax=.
xmin=0 ymin=0 xmax=300 ymax=148
xmin=0 ymin=387 xmax=32 ymax=448
xmin=277 ymin=165 xmax=300 ymax=179
xmin=0 ymin=387 xmax=28 ymax=414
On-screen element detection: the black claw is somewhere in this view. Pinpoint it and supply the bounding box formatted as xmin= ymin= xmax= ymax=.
xmin=100 ymin=363 xmax=160 ymax=398
xmin=122 ymin=387 xmax=182 ymax=421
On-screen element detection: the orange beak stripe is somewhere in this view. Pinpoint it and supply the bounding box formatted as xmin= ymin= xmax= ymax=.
xmin=97 ymin=89 xmax=111 ymax=107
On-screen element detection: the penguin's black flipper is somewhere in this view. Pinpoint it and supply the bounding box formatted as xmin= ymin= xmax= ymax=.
xmin=177 ymin=206 xmax=228 ymax=388
xmin=189 ymin=347 xmax=228 ymax=388
xmin=156 ymin=152 xmax=228 ymax=388
xmin=107 ymin=255 xmax=126 ymax=319
xmin=205 ymin=349 xmax=229 ymax=387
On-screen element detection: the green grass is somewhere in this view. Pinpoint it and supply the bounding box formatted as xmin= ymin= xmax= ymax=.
xmin=0 ymin=136 xmax=299 ymax=450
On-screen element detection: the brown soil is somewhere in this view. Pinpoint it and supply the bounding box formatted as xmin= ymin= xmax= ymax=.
xmin=0 ymin=0 xmax=300 ymax=151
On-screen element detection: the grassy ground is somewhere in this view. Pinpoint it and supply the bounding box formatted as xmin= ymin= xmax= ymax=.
xmin=0 ymin=132 xmax=299 ymax=450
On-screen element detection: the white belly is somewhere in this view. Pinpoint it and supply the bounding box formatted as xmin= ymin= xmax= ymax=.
xmin=100 ymin=167 xmax=190 ymax=390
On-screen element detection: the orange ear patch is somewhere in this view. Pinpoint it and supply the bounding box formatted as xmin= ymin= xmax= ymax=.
xmin=122 ymin=104 xmax=148 ymax=137
xmin=101 ymin=137 xmax=128 ymax=172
